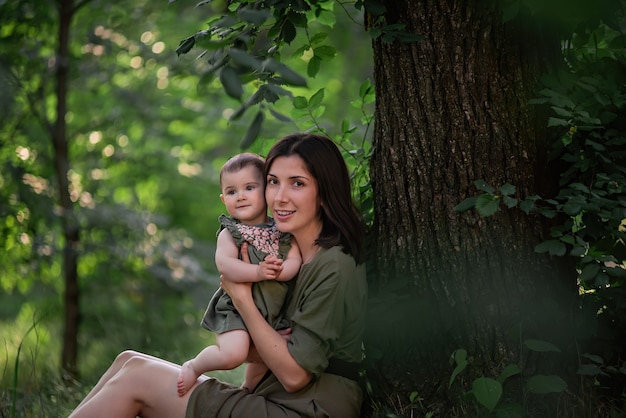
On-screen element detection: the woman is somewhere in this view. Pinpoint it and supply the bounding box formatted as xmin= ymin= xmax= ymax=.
xmin=68 ymin=133 xmax=367 ymax=418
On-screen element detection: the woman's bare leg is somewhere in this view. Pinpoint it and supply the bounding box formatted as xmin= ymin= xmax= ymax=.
xmin=177 ymin=329 xmax=249 ymax=396
xmin=69 ymin=351 xmax=207 ymax=418
xmin=74 ymin=351 xmax=159 ymax=408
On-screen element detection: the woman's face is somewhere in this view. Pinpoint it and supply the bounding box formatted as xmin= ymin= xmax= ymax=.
xmin=265 ymin=155 xmax=322 ymax=243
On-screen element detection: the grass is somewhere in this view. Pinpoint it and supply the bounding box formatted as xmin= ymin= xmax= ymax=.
xmin=0 ymin=306 xmax=245 ymax=418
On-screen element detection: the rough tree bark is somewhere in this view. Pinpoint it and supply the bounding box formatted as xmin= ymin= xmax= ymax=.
xmin=365 ymin=0 xmax=577 ymax=414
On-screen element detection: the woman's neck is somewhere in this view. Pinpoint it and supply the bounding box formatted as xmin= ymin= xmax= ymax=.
xmin=300 ymin=243 xmax=320 ymax=264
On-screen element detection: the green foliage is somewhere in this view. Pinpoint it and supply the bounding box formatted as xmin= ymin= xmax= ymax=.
xmin=0 ymin=1 xmax=251 ymax=413
xmin=1 ymin=1 xmax=374 ymax=415
xmin=453 ymin=17 xmax=626 ymax=407
xmin=287 ymin=83 xmax=375 ymax=225
xmin=175 ymin=1 xmax=376 ymax=221
xmin=454 ymin=18 xmax=626 ymax=291
xmin=449 ymin=340 xmax=567 ymax=416
xmin=174 ymin=0 xmax=342 ymax=144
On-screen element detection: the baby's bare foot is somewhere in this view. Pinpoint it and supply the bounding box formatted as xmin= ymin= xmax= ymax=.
xmin=176 ymin=360 xmax=198 ymax=396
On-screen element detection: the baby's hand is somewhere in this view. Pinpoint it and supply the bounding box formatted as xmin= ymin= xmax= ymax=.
xmin=257 ymin=256 xmax=284 ymax=280
xmin=264 ymin=254 xmax=283 ymax=267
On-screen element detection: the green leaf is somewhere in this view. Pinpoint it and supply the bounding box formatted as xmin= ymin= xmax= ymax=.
xmin=551 ymin=106 xmax=573 ymax=117
xmin=293 ymin=96 xmax=308 ymax=109
xmin=359 ymin=79 xmax=374 ymax=98
xmin=316 ymin=10 xmax=336 ymax=26
xmin=581 ymin=353 xmax=604 ymax=365
xmin=538 ymin=208 xmax=557 ymax=219
xmin=503 ymin=196 xmax=518 ymax=209
xmin=548 ymin=117 xmax=569 ymax=127
xmin=308 ymin=88 xmax=325 ymax=108
xmin=268 ymin=108 xmax=292 ymax=123
xmin=519 ymin=199 xmax=536 ymax=214
xmin=497 ymin=364 xmax=521 ymax=384
xmin=220 ymin=65 xmax=243 ymax=100
xmin=264 ymin=84 xmax=292 ymax=100
xmin=586 ymin=139 xmax=606 ymax=151
xmin=448 ymin=349 xmax=468 ymax=388
xmin=579 ymin=263 xmax=601 ymax=282
xmin=576 ymin=364 xmax=605 ymax=376
xmin=228 ymin=48 xmax=261 ymax=70
xmin=606 ymin=266 xmax=626 ymax=278
xmin=526 ymin=375 xmax=567 ymax=394
xmin=453 ymin=196 xmax=478 ymax=213
xmin=593 ymin=272 xmax=610 ymax=287
xmin=534 ymin=240 xmax=566 ymax=256
xmin=176 ymin=35 xmax=196 ymax=56
xmin=524 ymin=339 xmax=561 ymax=352
xmin=263 ymin=59 xmax=307 ymax=86
xmin=237 ymin=7 xmax=271 ymax=26
xmin=281 ymin=19 xmax=297 ymax=44
xmin=307 ymin=56 xmax=321 ymax=77
xmin=562 ymin=202 xmax=582 ymax=216
xmin=240 ymin=111 xmax=264 ymax=149
xmin=561 ymin=133 xmax=573 ymax=146
xmin=314 ymin=44 xmax=337 ymax=60
xmin=499 ymin=183 xmax=516 ymax=196
xmin=475 ymin=195 xmax=500 ymax=217
xmin=472 ymin=377 xmax=502 ymax=412
xmin=474 ymin=179 xmax=495 ymax=194
xmin=569 ymin=183 xmax=589 ymax=192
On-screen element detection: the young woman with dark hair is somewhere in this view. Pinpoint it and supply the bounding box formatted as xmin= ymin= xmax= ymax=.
xmin=68 ymin=133 xmax=367 ymax=418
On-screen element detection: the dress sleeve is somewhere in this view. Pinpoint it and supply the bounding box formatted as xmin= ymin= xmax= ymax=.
xmin=286 ymin=251 xmax=347 ymax=377
xmin=277 ymin=232 xmax=293 ymax=260
xmin=218 ymin=214 xmax=246 ymax=247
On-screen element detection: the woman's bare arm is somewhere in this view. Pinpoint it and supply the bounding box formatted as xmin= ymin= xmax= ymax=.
xmin=220 ymin=247 xmax=311 ymax=393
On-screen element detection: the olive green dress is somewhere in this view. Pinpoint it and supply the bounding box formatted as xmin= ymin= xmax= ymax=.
xmin=202 ymin=215 xmax=293 ymax=332
xmin=185 ymin=246 xmax=367 ymax=418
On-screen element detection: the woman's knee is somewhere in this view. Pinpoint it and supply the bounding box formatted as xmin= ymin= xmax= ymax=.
xmin=114 ymin=350 xmax=141 ymax=366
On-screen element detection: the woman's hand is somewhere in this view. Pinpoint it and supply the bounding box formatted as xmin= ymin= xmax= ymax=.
xmin=220 ymin=275 xmax=253 ymax=307
xmin=246 ymin=328 xmax=291 ymax=363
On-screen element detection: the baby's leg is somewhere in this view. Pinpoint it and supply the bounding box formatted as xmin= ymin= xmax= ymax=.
xmin=177 ymin=329 xmax=249 ymax=396
xmin=242 ymin=361 xmax=269 ymax=390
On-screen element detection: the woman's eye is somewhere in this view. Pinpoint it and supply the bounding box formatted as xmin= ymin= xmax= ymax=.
xmin=293 ymin=181 xmax=303 ymax=187
xmin=267 ymin=178 xmax=277 ymax=185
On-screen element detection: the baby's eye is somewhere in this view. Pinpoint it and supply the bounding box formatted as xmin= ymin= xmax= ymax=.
xmin=246 ymin=185 xmax=256 ymax=191
xmin=226 ymin=190 xmax=236 ymax=195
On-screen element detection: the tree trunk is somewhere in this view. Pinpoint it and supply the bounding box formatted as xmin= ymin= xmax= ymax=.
xmin=365 ymin=0 xmax=576 ymax=414
xmin=55 ymin=0 xmax=80 ymax=380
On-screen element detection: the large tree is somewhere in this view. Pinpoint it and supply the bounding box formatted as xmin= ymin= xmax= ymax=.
xmin=365 ymin=1 xmax=573 ymax=414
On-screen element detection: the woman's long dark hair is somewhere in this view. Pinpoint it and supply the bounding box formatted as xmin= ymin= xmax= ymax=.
xmin=264 ymin=133 xmax=366 ymax=264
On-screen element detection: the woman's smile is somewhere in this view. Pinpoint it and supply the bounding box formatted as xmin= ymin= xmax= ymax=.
xmin=266 ymin=155 xmax=322 ymax=243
